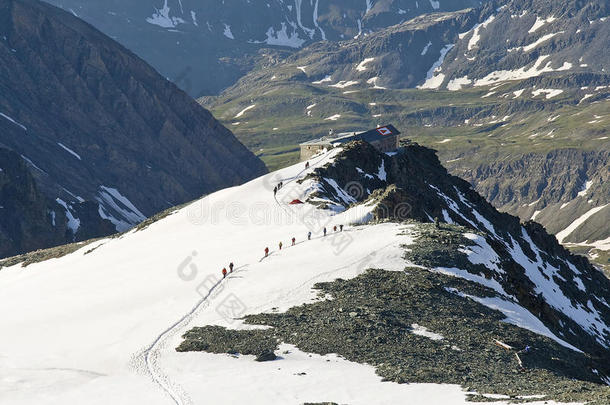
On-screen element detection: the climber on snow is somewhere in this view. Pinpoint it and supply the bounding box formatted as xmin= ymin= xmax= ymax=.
xmin=222 ymin=268 xmax=227 ymax=278
xmin=292 ymin=237 xmax=296 ymax=246
xmin=265 ymin=247 xmax=269 ymax=257
xmin=279 ymin=241 xmax=283 ymax=250
xmin=229 ymin=262 xmax=234 ymax=273
xmin=308 ymin=231 xmax=312 ymax=240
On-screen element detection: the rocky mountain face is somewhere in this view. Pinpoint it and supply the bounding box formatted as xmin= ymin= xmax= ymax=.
xmin=421 ymin=0 xmax=609 ymax=90
xmin=211 ymin=0 xmax=609 ymax=94
xmin=0 ymin=0 xmax=267 ymax=258
xmin=214 ymin=7 xmax=486 ymax=95
xmin=41 ymin=0 xmax=492 ymax=96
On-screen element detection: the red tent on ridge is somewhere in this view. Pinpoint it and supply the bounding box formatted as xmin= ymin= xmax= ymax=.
xmin=289 ymin=199 xmax=304 ymax=205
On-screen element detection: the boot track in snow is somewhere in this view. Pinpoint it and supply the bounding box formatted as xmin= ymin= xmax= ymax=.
xmin=132 ymin=151 xmax=332 ymax=404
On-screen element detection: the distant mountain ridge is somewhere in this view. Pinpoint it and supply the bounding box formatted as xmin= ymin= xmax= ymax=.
xmin=0 ymin=0 xmax=267 ymax=258
xmin=42 ymin=0 xmax=493 ymax=96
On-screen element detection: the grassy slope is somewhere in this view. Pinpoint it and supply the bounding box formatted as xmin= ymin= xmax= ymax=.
xmin=203 ymin=78 xmax=609 ymax=171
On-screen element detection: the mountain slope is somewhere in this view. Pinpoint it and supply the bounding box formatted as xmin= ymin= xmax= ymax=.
xmin=0 ymin=0 xmax=267 ymax=257
xmin=1 ymin=141 xmax=608 ymax=404
xmin=41 ymin=0 xmax=494 ymax=96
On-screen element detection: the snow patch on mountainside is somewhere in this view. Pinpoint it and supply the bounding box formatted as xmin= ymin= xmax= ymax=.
xmin=356 ymin=57 xmax=375 ymax=72
xmin=511 ymin=229 xmax=610 ymax=347
xmin=447 ymin=76 xmax=472 ymax=91
xmin=96 ymin=186 xmax=146 ymax=231
xmin=509 ymin=32 xmax=564 ymax=53
xmin=57 ymin=142 xmax=81 ymax=160
xmin=234 ymin=104 xmax=256 ymax=118
xmin=556 ymin=205 xmax=608 ymax=243
xmin=473 ymin=55 xmax=572 ymax=86
xmin=223 ymin=24 xmax=235 ymax=39
xmin=419 ymin=44 xmax=455 ymax=89
xmin=410 ymin=324 xmax=444 ymax=340
xmin=532 ymin=88 xmax=564 ymax=99
xmin=459 ymin=233 xmax=503 ymax=273
xmin=265 ymin=23 xmax=306 ymax=48
xmin=0 ymin=112 xmax=27 ymax=131
xmin=577 ymin=180 xmax=594 ymax=198
xmin=329 ymin=80 xmax=359 ymax=88
xmin=421 ymin=41 xmax=432 ymax=55
xmin=312 ymin=0 xmax=326 ymax=40
xmin=55 ymin=198 xmax=80 ymax=234
xmin=529 ymin=16 xmax=557 ymax=34
xmin=367 ymin=77 xmax=386 ymax=89
xmin=20 ymin=155 xmax=45 ymax=173
xmin=467 ymin=15 xmax=495 ymax=51
xmin=146 ymin=0 xmax=185 ymax=28
xmin=312 ymin=75 xmax=332 ymax=84
xmin=446 ymin=288 xmax=582 ymax=352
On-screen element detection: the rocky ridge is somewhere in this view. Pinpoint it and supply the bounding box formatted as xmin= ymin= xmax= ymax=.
xmin=178 ymin=141 xmax=610 ymax=402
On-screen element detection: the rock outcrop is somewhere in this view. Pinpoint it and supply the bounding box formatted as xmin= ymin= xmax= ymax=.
xmin=0 ymin=147 xmax=115 ymax=257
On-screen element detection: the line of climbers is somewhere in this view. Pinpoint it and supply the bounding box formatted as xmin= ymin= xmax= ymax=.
xmin=273 ymin=161 xmax=310 ymax=196
xmin=273 ymin=181 xmax=284 ymax=196
xmin=222 ymin=262 xmax=234 ymax=278
xmin=262 ymin=224 xmax=344 ymax=259
xmin=231 ymin=160 xmax=330 ymax=277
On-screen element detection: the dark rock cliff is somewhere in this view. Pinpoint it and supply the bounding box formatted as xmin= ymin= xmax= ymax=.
xmin=0 ymin=147 xmax=115 ymax=257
